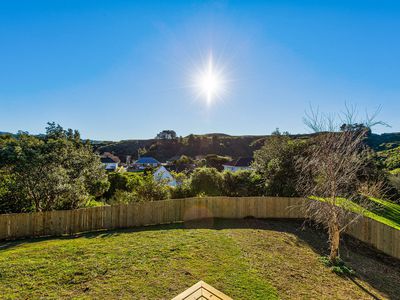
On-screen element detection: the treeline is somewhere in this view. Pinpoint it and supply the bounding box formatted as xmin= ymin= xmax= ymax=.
xmin=95 ymin=132 xmax=400 ymax=206
xmin=96 ymin=131 xmax=400 ymax=163
xmin=104 ymin=168 xmax=265 ymax=205
xmin=1 ymin=123 xmax=400 ymax=214
xmin=96 ymin=134 xmax=265 ymax=163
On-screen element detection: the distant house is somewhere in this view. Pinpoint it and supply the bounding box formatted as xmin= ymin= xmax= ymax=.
xmin=135 ymin=157 xmax=161 ymax=168
xmin=101 ymin=156 xmax=120 ymax=171
xmin=153 ymin=166 xmax=177 ymax=187
xmin=222 ymin=157 xmax=253 ymax=172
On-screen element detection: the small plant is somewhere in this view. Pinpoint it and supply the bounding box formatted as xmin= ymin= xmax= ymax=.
xmin=319 ymin=256 xmax=355 ymax=277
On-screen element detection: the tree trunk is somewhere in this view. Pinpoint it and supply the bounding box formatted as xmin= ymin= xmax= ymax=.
xmin=329 ymin=221 xmax=340 ymax=263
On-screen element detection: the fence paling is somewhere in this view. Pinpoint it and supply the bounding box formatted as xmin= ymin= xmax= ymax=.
xmin=0 ymin=197 xmax=398 ymax=260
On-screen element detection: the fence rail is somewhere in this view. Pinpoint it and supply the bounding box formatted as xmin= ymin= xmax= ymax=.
xmin=0 ymin=197 xmax=399 ymax=259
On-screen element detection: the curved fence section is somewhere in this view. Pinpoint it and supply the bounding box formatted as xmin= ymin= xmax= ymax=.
xmin=0 ymin=197 xmax=398 ymax=259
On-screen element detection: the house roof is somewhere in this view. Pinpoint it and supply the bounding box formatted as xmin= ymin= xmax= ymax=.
xmin=223 ymin=157 xmax=253 ymax=167
xmin=101 ymin=157 xmax=119 ymax=164
xmin=100 ymin=152 xmax=120 ymax=163
xmin=135 ymin=157 xmax=160 ymax=164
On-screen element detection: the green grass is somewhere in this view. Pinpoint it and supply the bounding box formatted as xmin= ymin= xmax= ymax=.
xmin=310 ymin=196 xmax=400 ymax=230
xmin=367 ymin=197 xmax=400 ymax=229
xmin=389 ymin=168 xmax=400 ymax=175
xmin=1 ymin=219 xmax=399 ymax=299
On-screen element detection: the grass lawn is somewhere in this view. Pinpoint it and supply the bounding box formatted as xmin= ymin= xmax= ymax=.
xmin=311 ymin=196 xmax=400 ymax=230
xmin=0 ymin=219 xmax=399 ymax=299
xmin=368 ymin=197 xmax=400 ymax=229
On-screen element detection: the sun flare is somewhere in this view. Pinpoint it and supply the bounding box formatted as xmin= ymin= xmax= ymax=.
xmin=192 ymin=53 xmax=227 ymax=106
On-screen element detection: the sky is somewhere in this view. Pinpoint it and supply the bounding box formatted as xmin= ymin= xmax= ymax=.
xmin=1 ymin=0 xmax=399 ymax=140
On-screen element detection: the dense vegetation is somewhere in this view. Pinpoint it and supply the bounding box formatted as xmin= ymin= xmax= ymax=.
xmin=94 ymin=131 xmax=400 ymax=163
xmin=1 ymin=125 xmax=400 ymax=217
xmin=0 ymin=124 xmax=109 ymax=213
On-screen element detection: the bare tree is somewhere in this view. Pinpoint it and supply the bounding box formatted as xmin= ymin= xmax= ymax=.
xmin=296 ymin=106 xmax=387 ymax=263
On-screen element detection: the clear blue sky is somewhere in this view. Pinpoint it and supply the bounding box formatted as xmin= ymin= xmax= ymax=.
xmin=1 ymin=0 xmax=399 ymax=140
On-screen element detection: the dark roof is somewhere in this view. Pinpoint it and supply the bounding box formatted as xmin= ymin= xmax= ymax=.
xmin=101 ymin=157 xmax=119 ymax=163
xmin=136 ymin=157 xmax=160 ymax=164
xmin=224 ymin=157 xmax=253 ymax=167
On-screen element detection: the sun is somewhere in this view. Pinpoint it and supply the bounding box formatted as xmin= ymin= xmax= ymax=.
xmin=192 ymin=53 xmax=227 ymax=106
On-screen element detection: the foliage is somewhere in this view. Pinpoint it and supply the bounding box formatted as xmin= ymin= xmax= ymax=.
xmin=0 ymin=171 xmax=31 ymax=213
xmin=222 ymin=170 xmax=265 ymax=197
xmin=109 ymin=190 xmax=140 ymax=204
xmin=204 ymin=154 xmax=231 ymax=171
xmin=169 ymin=172 xmax=195 ymax=198
xmin=253 ymin=132 xmax=307 ymax=196
xmin=85 ymin=199 xmax=105 ymax=207
xmin=319 ymin=256 xmax=355 ymax=277
xmin=106 ymin=172 xmax=170 ymax=204
xmin=174 ymin=155 xmax=193 ymax=172
xmin=0 ymin=123 xmax=108 ymax=213
xmin=104 ymin=172 xmax=143 ymax=199
xmin=135 ymin=174 xmax=170 ymax=202
xmin=155 ymin=130 xmax=177 ymax=140
xmin=190 ymin=167 xmax=224 ymax=196
xmin=377 ymin=146 xmax=400 ymax=171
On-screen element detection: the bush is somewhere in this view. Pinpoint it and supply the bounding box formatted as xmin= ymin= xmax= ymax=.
xmin=253 ymin=134 xmax=307 ymax=197
xmin=222 ymin=170 xmax=265 ymax=196
xmin=190 ymin=167 xmax=223 ymax=196
xmin=109 ymin=190 xmax=140 ymax=204
xmin=104 ymin=172 xmax=143 ymax=199
xmin=0 ymin=172 xmax=32 ymax=213
xmin=106 ymin=173 xmax=170 ymax=204
xmin=319 ymin=256 xmax=355 ymax=277
xmin=169 ymin=172 xmax=195 ymax=199
xmin=136 ymin=174 xmax=170 ymax=202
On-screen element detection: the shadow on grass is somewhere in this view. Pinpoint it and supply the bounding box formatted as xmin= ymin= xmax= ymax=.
xmin=0 ymin=218 xmax=399 ymax=299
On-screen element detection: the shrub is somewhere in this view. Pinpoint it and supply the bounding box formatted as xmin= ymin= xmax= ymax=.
xmin=136 ymin=174 xmax=170 ymax=201
xmin=104 ymin=172 xmax=143 ymax=199
xmin=109 ymin=190 xmax=140 ymax=204
xmin=0 ymin=172 xmax=32 ymax=213
xmin=253 ymin=133 xmax=307 ymax=197
xmin=222 ymin=170 xmax=265 ymax=196
xmin=169 ymin=172 xmax=195 ymax=199
xmin=319 ymin=256 xmax=355 ymax=277
xmin=190 ymin=167 xmax=223 ymax=196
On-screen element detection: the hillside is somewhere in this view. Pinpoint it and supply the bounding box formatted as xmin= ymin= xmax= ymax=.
xmin=96 ymin=132 xmax=400 ymax=162
xmin=3 ymin=130 xmax=400 ymax=162
xmin=1 ymin=219 xmax=398 ymax=299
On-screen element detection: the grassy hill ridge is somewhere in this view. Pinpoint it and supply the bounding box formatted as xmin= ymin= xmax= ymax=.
xmin=95 ymin=132 xmax=400 ymax=163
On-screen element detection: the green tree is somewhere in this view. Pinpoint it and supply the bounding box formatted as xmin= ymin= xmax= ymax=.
xmin=253 ymin=134 xmax=307 ymax=196
xmin=222 ymin=170 xmax=265 ymax=197
xmin=0 ymin=123 xmax=109 ymax=212
xmin=190 ymin=167 xmax=223 ymax=196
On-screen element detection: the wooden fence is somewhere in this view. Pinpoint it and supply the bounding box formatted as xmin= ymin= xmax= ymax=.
xmin=0 ymin=197 xmax=399 ymax=259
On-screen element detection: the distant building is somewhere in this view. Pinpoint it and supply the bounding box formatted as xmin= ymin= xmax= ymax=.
xmin=153 ymin=166 xmax=177 ymax=187
xmin=101 ymin=156 xmax=120 ymax=171
xmin=135 ymin=157 xmax=161 ymax=168
xmin=222 ymin=157 xmax=253 ymax=172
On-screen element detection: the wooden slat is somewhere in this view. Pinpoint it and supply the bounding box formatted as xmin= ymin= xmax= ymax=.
xmin=0 ymin=197 xmax=398 ymax=260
